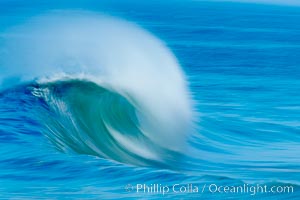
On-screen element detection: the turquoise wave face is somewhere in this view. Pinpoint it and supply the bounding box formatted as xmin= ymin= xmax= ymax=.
xmin=32 ymin=80 xmax=183 ymax=167
xmin=0 ymin=1 xmax=300 ymax=199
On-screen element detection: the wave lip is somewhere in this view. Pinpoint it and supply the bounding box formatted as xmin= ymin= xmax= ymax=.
xmin=1 ymin=11 xmax=195 ymax=166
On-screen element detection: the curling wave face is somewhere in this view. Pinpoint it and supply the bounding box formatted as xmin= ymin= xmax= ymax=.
xmin=0 ymin=11 xmax=194 ymax=166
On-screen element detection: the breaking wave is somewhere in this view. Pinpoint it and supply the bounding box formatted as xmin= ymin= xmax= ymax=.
xmin=0 ymin=11 xmax=194 ymax=166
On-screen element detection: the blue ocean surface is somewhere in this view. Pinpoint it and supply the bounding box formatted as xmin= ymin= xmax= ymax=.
xmin=0 ymin=0 xmax=299 ymax=199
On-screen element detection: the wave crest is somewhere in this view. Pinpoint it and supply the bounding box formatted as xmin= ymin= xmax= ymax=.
xmin=1 ymin=11 xmax=194 ymax=166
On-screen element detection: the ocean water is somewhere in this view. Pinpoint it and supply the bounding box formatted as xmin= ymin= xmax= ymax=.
xmin=0 ymin=1 xmax=300 ymax=199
